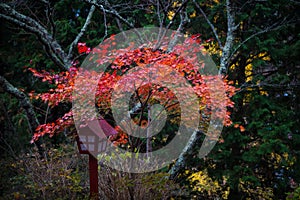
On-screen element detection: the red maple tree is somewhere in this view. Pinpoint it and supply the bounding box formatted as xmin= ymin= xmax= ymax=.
xmin=29 ymin=36 xmax=237 ymax=146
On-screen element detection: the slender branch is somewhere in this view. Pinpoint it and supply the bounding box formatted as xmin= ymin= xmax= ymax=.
xmin=169 ymin=1 xmax=235 ymax=178
xmin=0 ymin=3 xmax=70 ymax=70
xmin=83 ymin=0 xmax=135 ymax=28
xmin=237 ymin=82 xmax=300 ymax=94
xmin=45 ymin=0 xmax=56 ymax=39
xmin=0 ymin=13 xmax=65 ymax=70
xmin=0 ymin=99 xmax=19 ymax=160
xmin=167 ymin=8 xmax=189 ymax=52
xmin=154 ymin=0 xmax=165 ymax=51
xmin=38 ymin=0 xmax=48 ymax=4
xmin=165 ymin=0 xmax=189 ymax=30
xmin=146 ymin=103 xmax=152 ymax=158
xmin=155 ymin=0 xmax=189 ymax=51
xmin=67 ymin=4 xmax=96 ymax=59
xmin=193 ymin=0 xmax=223 ymax=49
xmin=84 ymin=0 xmax=146 ymax=44
xmin=101 ymin=5 xmax=108 ymax=43
xmin=0 ymin=75 xmax=44 ymax=156
xmin=157 ymin=0 xmax=172 ymax=27
xmin=0 ymin=137 xmax=18 ymax=160
xmin=0 ymin=75 xmax=39 ymax=133
xmin=24 ymin=2 xmax=47 ymax=28
xmin=156 ymin=0 xmax=163 ymax=28
xmin=115 ymin=18 xmax=127 ymax=41
xmin=228 ymin=19 xmax=288 ymax=63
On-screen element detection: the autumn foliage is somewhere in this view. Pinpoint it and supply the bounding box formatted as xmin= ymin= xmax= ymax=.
xmin=29 ymin=36 xmax=236 ymax=145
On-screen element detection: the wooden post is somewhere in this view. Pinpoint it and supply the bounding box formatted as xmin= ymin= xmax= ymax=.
xmin=89 ymin=153 xmax=99 ymax=199
xmin=146 ymin=103 xmax=152 ymax=158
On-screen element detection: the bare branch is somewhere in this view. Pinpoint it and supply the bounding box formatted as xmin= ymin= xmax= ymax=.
xmin=0 ymin=75 xmax=39 ymax=132
xmin=167 ymin=7 xmax=189 ymax=52
xmin=193 ymin=0 xmax=223 ymax=50
xmin=236 ymin=82 xmax=300 ymax=94
xmin=67 ymin=4 xmax=96 ymax=59
xmin=156 ymin=0 xmax=163 ymax=28
xmin=0 ymin=75 xmax=44 ymax=156
xmin=83 ymin=0 xmax=135 ymax=29
xmin=101 ymin=5 xmax=108 ymax=43
xmin=228 ymin=18 xmax=288 ymax=63
xmin=165 ymin=0 xmax=189 ymax=30
xmin=38 ymin=0 xmax=48 ymax=4
xmin=169 ymin=130 xmax=203 ymax=180
xmin=0 ymin=3 xmax=70 ymax=70
xmin=44 ymin=0 xmax=56 ymax=38
xmin=84 ymin=0 xmax=146 ymax=44
xmin=154 ymin=0 xmax=189 ymax=51
xmin=157 ymin=0 xmax=172 ymax=27
xmin=0 ymin=13 xmax=65 ymax=70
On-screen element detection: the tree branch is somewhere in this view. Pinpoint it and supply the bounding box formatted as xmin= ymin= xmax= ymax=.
xmin=83 ymin=0 xmax=135 ymax=29
xmin=67 ymin=4 xmax=96 ymax=60
xmin=169 ymin=1 xmax=237 ymax=177
xmin=165 ymin=0 xmax=189 ymax=30
xmin=237 ymin=82 xmax=300 ymax=94
xmin=0 ymin=75 xmax=38 ymax=132
xmin=84 ymin=0 xmax=147 ymax=44
xmin=0 ymin=75 xmax=44 ymax=156
xmin=101 ymin=5 xmax=108 ymax=43
xmin=167 ymin=7 xmax=189 ymax=52
xmin=44 ymin=0 xmax=56 ymax=39
xmin=168 ymin=130 xmax=203 ymax=180
xmin=154 ymin=0 xmax=189 ymax=51
xmin=0 ymin=13 xmax=65 ymax=70
xmin=228 ymin=18 xmax=288 ymax=63
xmin=0 ymin=3 xmax=70 ymax=70
xmin=193 ymin=0 xmax=223 ymax=50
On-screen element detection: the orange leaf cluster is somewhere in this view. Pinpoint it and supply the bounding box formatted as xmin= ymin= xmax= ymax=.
xmin=29 ymin=67 xmax=78 ymax=107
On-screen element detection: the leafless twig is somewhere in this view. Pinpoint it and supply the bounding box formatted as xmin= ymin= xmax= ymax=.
xmin=193 ymin=0 xmax=223 ymax=50
xmin=228 ymin=18 xmax=289 ymax=63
